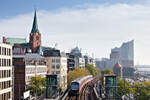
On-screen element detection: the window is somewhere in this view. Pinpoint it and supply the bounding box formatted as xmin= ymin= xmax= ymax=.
xmin=2 ymin=59 xmax=4 ymax=66
xmin=0 ymin=70 xmax=1 ymax=78
xmin=2 ymin=48 xmax=4 ymax=55
xmin=4 ymin=48 xmax=6 ymax=55
xmin=56 ymin=64 xmax=60 ymax=69
xmin=52 ymin=59 xmax=55 ymax=63
xmin=4 ymin=59 xmax=6 ymax=66
xmin=52 ymin=64 xmax=55 ymax=69
xmin=8 ymin=59 xmax=11 ymax=66
xmin=8 ymin=49 xmax=11 ymax=56
xmin=36 ymin=36 xmax=39 ymax=40
xmin=7 ymin=48 xmax=9 ymax=56
xmin=0 ymin=47 xmax=1 ymax=55
xmin=0 ymin=59 xmax=1 ymax=66
xmin=7 ymin=59 xmax=8 ymax=66
xmin=56 ymin=59 xmax=60 ymax=63
xmin=52 ymin=71 xmax=55 ymax=74
xmin=56 ymin=71 xmax=60 ymax=74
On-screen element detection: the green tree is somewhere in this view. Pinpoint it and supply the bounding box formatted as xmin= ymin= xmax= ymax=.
xmin=131 ymin=81 xmax=150 ymax=100
xmin=29 ymin=75 xmax=46 ymax=96
xmin=85 ymin=64 xmax=99 ymax=76
xmin=117 ymin=77 xmax=131 ymax=97
xmin=101 ymin=69 xmax=114 ymax=75
xmin=100 ymin=69 xmax=114 ymax=85
xmin=67 ymin=68 xmax=90 ymax=85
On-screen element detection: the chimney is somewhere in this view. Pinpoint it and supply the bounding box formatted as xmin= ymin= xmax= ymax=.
xmin=2 ymin=36 xmax=6 ymax=43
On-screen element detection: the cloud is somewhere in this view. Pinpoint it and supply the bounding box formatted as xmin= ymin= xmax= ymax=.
xmin=0 ymin=3 xmax=150 ymax=64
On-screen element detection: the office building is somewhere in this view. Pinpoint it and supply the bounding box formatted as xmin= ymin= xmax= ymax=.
xmin=13 ymin=53 xmax=47 ymax=100
xmin=96 ymin=40 xmax=134 ymax=71
xmin=110 ymin=40 xmax=134 ymax=67
xmin=44 ymin=49 xmax=67 ymax=91
xmin=67 ymin=47 xmax=85 ymax=70
xmin=84 ymin=55 xmax=95 ymax=66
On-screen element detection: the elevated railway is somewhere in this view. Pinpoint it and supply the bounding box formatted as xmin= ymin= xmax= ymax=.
xmin=61 ymin=75 xmax=100 ymax=100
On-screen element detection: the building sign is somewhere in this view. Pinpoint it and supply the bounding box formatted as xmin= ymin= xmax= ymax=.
xmin=46 ymin=75 xmax=58 ymax=86
xmin=24 ymin=90 xmax=30 ymax=99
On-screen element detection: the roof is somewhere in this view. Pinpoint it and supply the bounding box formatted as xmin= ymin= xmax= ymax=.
xmin=71 ymin=46 xmax=81 ymax=54
xmin=114 ymin=62 xmax=122 ymax=68
xmin=43 ymin=49 xmax=61 ymax=57
xmin=60 ymin=52 xmax=66 ymax=57
xmin=6 ymin=37 xmax=27 ymax=45
xmin=13 ymin=53 xmax=44 ymax=60
xmin=104 ymin=74 xmax=116 ymax=77
xmin=25 ymin=53 xmax=44 ymax=59
xmin=31 ymin=10 xmax=39 ymax=33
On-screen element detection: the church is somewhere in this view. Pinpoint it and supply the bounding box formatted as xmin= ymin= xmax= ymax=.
xmin=2 ymin=10 xmax=51 ymax=55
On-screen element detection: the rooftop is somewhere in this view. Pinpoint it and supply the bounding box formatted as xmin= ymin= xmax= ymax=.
xmin=5 ymin=37 xmax=27 ymax=45
xmin=13 ymin=53 xmax=44 ymax=60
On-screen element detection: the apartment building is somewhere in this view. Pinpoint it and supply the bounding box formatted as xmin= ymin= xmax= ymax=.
xmin=0 ymin=43 xmax=12 ymax=100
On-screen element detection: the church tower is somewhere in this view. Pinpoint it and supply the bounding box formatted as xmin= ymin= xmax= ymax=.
xmin=29 ymin=10 xmax=41 ymax=53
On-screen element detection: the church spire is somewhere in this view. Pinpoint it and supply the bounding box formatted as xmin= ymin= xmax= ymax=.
xmin=31 ymin=10 xmax=39 ymax=33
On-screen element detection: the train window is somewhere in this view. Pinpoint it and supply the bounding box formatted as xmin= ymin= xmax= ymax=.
xmin=71 ymin=82 xmax=79 ymax=90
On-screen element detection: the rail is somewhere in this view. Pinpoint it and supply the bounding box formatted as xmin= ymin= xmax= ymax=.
xmin=93 ymin=87 xmax=102 ymax=100
xmin=61 ymin=76 xmax=100 ymax=100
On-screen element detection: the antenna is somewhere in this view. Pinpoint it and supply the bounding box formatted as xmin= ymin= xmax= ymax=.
xmin=54 ymin=43 xmax=58 ymax=49
xmin=92 ymin=53 xmax=94 ymax=58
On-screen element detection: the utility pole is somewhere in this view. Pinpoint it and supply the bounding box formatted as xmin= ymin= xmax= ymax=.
xmin=35 ymin=60 xmax=37 ymax=100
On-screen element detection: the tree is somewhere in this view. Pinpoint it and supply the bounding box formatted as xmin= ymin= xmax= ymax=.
xmin=101 ymin=69 xmax=114 ymax=75
xmin=131 ymin=81 xmax=150 ymax=100
xmin=29 ymin=76 xmax=46 ymax=96
xmin=117 ymin=79 xmax=150 ymax=99
xmin=85 ymin=64 xmax=99 ymax=76
xmin=100 ymin=69 xmax=114 ymax=85
xmin=67 ymin=68 xmax=90 ymax=85
xmin=117 ymin=77 xmax=131 ymax=97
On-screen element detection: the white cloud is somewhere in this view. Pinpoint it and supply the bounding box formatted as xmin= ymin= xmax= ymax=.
xmin=0 ymin=3 xmax=150 ymax=64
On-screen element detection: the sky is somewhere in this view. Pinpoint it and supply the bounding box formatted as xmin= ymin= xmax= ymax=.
xmin=0 ymin=0 xmax=150 ymax=65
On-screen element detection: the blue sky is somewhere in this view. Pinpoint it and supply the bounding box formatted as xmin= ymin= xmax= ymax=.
xmin=0 ymin=0 xmax=150 ymax=65
xmin=0 ymin=0 xmax=147 ymax=19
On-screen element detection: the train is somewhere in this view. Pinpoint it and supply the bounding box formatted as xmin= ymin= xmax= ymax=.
xmin=69 ymin=75 xmax=95 ymax=96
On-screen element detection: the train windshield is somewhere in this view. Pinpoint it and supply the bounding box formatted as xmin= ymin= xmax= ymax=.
xmin=71 ymin=82 xmax=79 ymax=90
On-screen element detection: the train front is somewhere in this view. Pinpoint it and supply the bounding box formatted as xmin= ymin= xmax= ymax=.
xmin=70 ymin=82 xmax=80 ymax=96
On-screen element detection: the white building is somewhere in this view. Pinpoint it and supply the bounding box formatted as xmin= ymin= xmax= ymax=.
xmin=24 ymin=54 xmax=47 ymax=84
xmin=79 ymin=57 xmax=85 ymax=68
xmin=0 ymin=43 xmax=12 ymax=100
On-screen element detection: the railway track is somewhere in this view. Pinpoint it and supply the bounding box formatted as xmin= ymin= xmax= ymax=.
xmin=62 ymin=76 xmax=100 ymax=100
xmin=80 ymin=85 xmax=88 ymax=100
xmin=63 ymin=86 xmax=98 ymax=100
xmin=66 ymin=96 xmax=78 ymax=100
